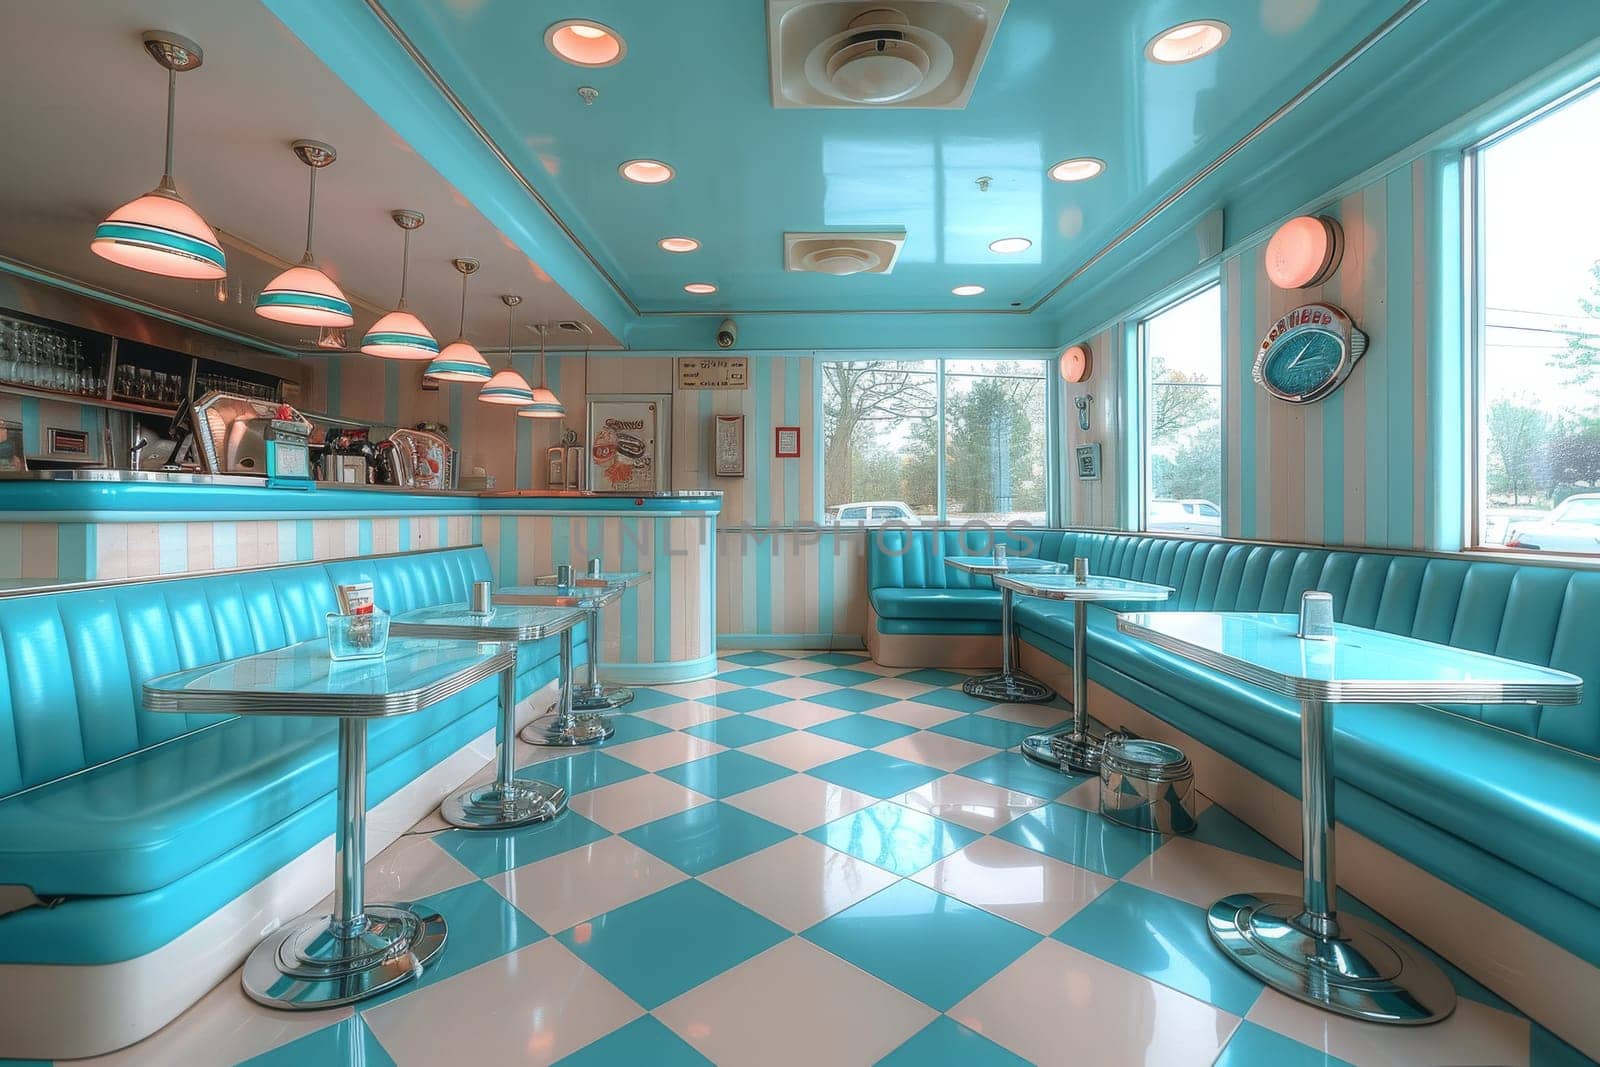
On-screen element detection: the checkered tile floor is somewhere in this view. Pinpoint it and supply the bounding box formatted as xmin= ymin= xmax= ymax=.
xmin=83 ymin=651 xmax=1588 ymax=1066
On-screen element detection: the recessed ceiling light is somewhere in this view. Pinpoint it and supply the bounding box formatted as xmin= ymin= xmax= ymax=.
xmin=1145 ymin=20 xmax=1230 ymax=64
xmin=546 ymin=19 xmax=626 ymax=67
xmin=620 ymin=159 xmax=674 ymax=184
xmin=1049 ymin=157 xmax=1105 ymax=182
xmin=952 ymin=284 xmax=985 ymax=296
xmin=684 ymin=282 xmax=717 ymax=294
xmin=988 ymin=237 xmax=1032 ymax=254
xmin=659 ymin=236 xmax=701 ymax=253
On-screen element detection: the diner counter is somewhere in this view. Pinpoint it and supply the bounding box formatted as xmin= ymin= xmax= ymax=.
xmin=0 ymin=473 xmax=720 ymax=683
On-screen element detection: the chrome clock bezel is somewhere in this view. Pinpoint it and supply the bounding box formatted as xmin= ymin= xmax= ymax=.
xmin=1252 ymin=302 xmax=1368 ymax=404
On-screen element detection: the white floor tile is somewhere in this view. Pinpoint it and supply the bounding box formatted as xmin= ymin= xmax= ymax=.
xmin=893 ymin=774 xmax=1045 ymax=833
xmin=741 ymin=729 xmax=859 ymax=771
xmin=748 ymin=699 xmax=850 ymax=730
xmin=856 ymin=676 xmax=938 ymax=699
xmin=979 ymin=702 xmax=1073 ymax=727
xmin=491 ymin=835 xmax=687 ymax=934
xmin=912 ymin=835 xmax=1113 ymax=933
xmin=1246 ymin=988 xmax=1531 ymax=1067
xmin=700 ymin=836 xmax=899 ymax=931
xmin=634 ymin=699 xmax=732 ymax=730
xmin=1120 ymin=837 xmax=1299 ymax=910
xmin=566 ymin=774 xmax=712 ymax=832
xmin=602 ymin=731 xmax=726 ymax=772
xmin=724 ymin=773 xmax=877 ymax=832
xmin=869 ymin=700 xmax=962 ymax=729
xmin=875 ymin=731 xmax=997 ymax=772
xmin=760 ymin=676 xmax=842 ymax=699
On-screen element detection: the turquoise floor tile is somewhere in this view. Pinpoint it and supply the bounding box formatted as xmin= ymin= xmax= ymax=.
xmin=877 ymin=1015 xmax=1032 ymax=1067
xmin=804 ymin=880 xmax=1040 ymax=1011
xmin=808 ymin=666 xmax=878 ymax=687
xmin=707 ymin=688 xmax=789 ymax=713
xmin=622 ymin=801 xmax=792 ymax=875
xmin=719 ymin=666 xmax=790 ymax=687
xmin=605 ymin=714 xmax=673 ymax=743
xmin=993 ymin=802 xmax=1162 ymax=878
xmin=957 ymin=750 xmax=1088 ymax=799
xmin=435 ymin=811 xmax=612 ymax=877
xmin=809 ymin=688 xmax=897 ymax=713
xmin=359 ymin=880 xmax=544 ymax=1010
xmin=930 ymin=714 xmax=1052 ymax=749
xmin=807 ymin=713 xmax=917 ymax=747
xmin=724 ymin=650 xmax=788 ymax=666
xmin=808 ymin=750 xmax=945 ymax=798
xmin=901 ymin=668 xmax=971 ymax=687
xmin=615 ymin=688 xmax=686 ymax=711
xmin=1053 ymin=882 xmax=1263 ymax=1015
xmin=808 ymin=651 xmax=870 ymax=665
xmin=557 ymin=881 xmax=788 ymax=1009
xmin=911 ymin=688 xmax=993 ymax=714
xmin=1190 ymin=805 xmax=1297 ymax=868
xmin=240 ymin=1017 xmax=395 ymax=1067
xmin=1213 ymin=1022 xmax=1354 ymax=1067
xmin=683 ymin=715 xmax=793 ymax=748
xmin=657 ymin=750 xmax=793 ymax=798
xmin=1532 ymin=1023 xmax=1596 ymax=1067
xmin=554 ymin=1016 xmax=712 ymax=1066
xmin=808 ymin=799 xmax=980 ymax=876
xmin=518 ymin=752 xmax=645 ymax=795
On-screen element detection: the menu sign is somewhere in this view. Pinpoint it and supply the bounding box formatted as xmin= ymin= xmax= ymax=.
xmin=677 ymin=357 xmax=748 ymax=390
xmin=587 ymin=396 xmax=668 ymax=492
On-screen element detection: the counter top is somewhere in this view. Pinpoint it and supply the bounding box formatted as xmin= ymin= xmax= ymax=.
xmin=0 ymin=469 xmax=720 ymax=500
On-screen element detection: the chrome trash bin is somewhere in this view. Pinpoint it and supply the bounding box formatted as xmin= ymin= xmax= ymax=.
xmin=1099 ymin=736 xmax=1197 ymax=835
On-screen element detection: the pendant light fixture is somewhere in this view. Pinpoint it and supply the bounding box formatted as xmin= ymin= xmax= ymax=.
xmin=256 ymin=140 xmax=354 ymax=327
xmin=90 ymin=31 xmax=226 ymax=280
xmin=362 ymin=210 xmax=439 ymax=360
xmin=424 ymin=259 xmax=493 ymax=381
xmin=517 ymin=324 xmax=566 ymax=419
xmin=478 ymin=295 xmax=536 ymax=405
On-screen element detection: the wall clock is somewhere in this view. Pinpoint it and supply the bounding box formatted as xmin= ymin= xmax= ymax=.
xmin=1253 ymin=303 xmax=1368 ymax=404
xmin=1059 ymin=343 xmax=1092 ymax=384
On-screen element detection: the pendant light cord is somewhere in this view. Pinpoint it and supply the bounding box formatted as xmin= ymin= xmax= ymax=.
xmin=160 ymin=68 xmax=177 ymax=189
xmin=506 ymin=305 xmax=515 ymax=359
xmin=398 ymin=227 xmax=411 ymax=307
xmin=459 ymin=270 xmax=471 ymax=337
xmin=536 ymin=328 xmax=548 ymax=389
xmin=303 ymin=165 xmax=318 ymax=261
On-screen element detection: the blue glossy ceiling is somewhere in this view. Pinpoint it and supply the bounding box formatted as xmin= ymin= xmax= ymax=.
xmin=330 ymin=0 xmax=1397 ymax=316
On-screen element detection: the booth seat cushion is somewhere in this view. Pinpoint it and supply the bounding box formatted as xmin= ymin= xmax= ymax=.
xmin=870 ymin=588 xmax=1002 ymax=621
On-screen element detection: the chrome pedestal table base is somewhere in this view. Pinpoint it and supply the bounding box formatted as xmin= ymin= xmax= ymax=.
xmin=1021 ymin=600 xmax=1103 ymax=773
xmin=442 ymin=779 xmax=567 ymax=828
xmin=520 ymin=628 xmax=615 ymax=747
xmin=571 ymin=604 xmax=634 ymax=710
xmin=244 ymin=902 xmax=446 ymax=1009
xmin=965 ymin=586 xmax=1056 ymax=704
xmin=1207 ymin=892 xmax=1454 ymax=1024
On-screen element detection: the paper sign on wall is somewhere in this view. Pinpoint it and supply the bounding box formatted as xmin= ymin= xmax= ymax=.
xmin=677 ymin=357 xmax=748 ymax=390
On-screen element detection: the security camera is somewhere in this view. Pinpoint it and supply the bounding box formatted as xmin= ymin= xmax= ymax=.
xmin=716 ymin=318 xmax=737 ymax=349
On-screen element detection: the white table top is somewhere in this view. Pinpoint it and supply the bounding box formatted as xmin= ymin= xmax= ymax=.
xmin=995 ymin=573 xmax=1174 ymax=603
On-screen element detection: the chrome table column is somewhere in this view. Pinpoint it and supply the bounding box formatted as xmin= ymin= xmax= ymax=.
xmin=144 ymin=638 xmax=511 ymax=1008
xmin=943 ymin=555 xmax=1069 ymax=704
xmin=390 ymin=602 xmax=587 ymax=826
xmin=1000 ymin=573 xmax=1173 ymax=774
xmin=518 ymin=626 xmax=614 ymax=746
xmin=500 ymin=569 xmax=650 ymax=712
xmin=1116 ymin=610 xmax=1583 ymax=1025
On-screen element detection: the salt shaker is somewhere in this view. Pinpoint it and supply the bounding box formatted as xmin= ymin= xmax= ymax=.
xmin=469 ymin=580 xmax=492 ymax=615
xmin=557 ymin=563 xmax=573 ymax=588
xmin=588 ymin=556 xmax=603 ymax=578
xmin=1073 ymin=556 xmax=1089 ymax=584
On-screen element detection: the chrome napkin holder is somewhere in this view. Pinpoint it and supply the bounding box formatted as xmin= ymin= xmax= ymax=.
xmin=1297 ymin=591 xmax=1335 ymax=641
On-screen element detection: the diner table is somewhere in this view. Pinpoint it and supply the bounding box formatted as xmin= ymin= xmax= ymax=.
xmin=389 ymin=602 xmax=586 ymax=829
xmin=499 ymin=567 xmax=650 ymax=712
xmin=1115 ymin=610 xmax=1583 ymax=1025
xmin=142 ymin=637 xmax=512 ymax=1009
xmin=995 ymin=572 xmax=1172 ymax=774
xmin=942 ymin=555 xmax=1071 ymax=703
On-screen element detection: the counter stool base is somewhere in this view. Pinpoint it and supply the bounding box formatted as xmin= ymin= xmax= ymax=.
xmin=520 ymin=708 xmax=615 ymax=747
xmin=441 ymin=779 xmax=567 ymax=829
xmin=962 ymin=673 xmax=1055 ymax=704
xmin=1207 ymin=892 xmax=1456 ymax=1025
xmin=571 ymin=685 xmax=635 ymax=711
xmin=242 ymin=903 xmax=446 ymax=1009
xmin=1020 ymin=728 xmax=1108 ymax=774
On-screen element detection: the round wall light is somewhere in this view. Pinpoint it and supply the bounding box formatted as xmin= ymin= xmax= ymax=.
xmin=658 ymin=237 xmax=701 ymax=253
xmin=1059 ymin=343 xmax=1092 ymax=384
xmin=546 ymin=20 xmax=626 ymax=67
xmin=1049 ymin=157 xmax=1105 ymax=183
xmin=1265 ymin=214 xmax=1344 ymax=289
xmin=952 ymin=284 xmax=985 ymax=297
xmin=1145 ymin=20 xmax=1230 ymax=64
xmin=620 ymin=159 xmax=674 ymax=185
xmin=988 ymin=237 xmax=1033 ymax=254
xmin=684 ymin=282 xmax=718 ymax=294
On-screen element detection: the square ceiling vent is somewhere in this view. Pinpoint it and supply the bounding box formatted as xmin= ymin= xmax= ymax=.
xmin=785 ymin=231 xmax=906 ymax=275
xmin=768 ymin=1 xmax=1007 ymax=109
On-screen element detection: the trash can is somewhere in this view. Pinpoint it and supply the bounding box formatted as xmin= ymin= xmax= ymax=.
xmin=1099 ymin=736 xmax=1197 ymax=835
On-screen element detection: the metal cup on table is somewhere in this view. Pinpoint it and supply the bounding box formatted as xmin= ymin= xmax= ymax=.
xmin=588 ymin=557 xmax=603 ymax=578
xmin=469 ymin=580 xmax=493 ymax=616
xmin=1073 ymin=556 xmax=1089 ymax=584
xmin=556 ymin=563 xmax=573 ymax=588
xmin=1297 ymin=591 xmax=1335 ymax=640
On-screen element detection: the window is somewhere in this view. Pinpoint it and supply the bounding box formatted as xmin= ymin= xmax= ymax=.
xmin=1140 ymin=284 xmax=1223 ymax=533
xmin=1474 ymin=84 xmax=1600 ymax=554
xmin=822 ymin=358 xmax=1050 ymax=524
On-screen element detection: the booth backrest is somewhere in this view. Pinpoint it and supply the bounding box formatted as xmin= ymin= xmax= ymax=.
xmin=0 ymin=546 xmax=492 ymax=797
xmin=868 ymin=528 xmax=1600 ymax=758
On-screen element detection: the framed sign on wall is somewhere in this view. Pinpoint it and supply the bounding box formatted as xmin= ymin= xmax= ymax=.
xmin=677 ymin=357 xmax=748 ymax=390
xmin=775 ymin=426 xmax=801 ymax=458
xmin=586 ymin=394 xmax=671 ymax=492
xmin=713 ymin=414 xmax=746 ymax=477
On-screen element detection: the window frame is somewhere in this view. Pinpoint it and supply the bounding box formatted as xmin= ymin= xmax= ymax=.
xmin=815 ymin=354 xmax=1058 ymax=526
xmin=1134 ymin=278 xmax=1224 ymax=534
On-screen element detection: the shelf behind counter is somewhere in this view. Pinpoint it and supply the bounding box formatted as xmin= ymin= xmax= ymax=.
xmin=0 ymin=473 xmax=721 ymax=683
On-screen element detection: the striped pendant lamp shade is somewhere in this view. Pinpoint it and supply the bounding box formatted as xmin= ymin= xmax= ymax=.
xmin=362 ymin=308 xmax=440 ymax=360
xmin=91 ymin=189 xmax=227 ymax=281
xmin=256 ymin=262 xmax=354 ymax=327
xmin=479 ymin=368 xmax=535 ymax=405
xmin=426 ymin=339 xmax=492 ymax=382
xmin=517 ymin=385 xmax=566 ymax=418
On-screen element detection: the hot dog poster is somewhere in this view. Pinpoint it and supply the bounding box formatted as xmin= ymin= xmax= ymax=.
xmin=586 ymin=396 xmax=668 ymax=492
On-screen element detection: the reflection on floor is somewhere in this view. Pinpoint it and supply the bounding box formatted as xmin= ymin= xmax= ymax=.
xmin=60 ymin=651 xmax=1589 ymax=1066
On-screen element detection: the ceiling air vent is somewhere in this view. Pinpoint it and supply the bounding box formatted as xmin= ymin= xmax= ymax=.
xmin=784 ymin=231 xmax=906 ymax=275
xmin=555 ymin=320 xmax=591 ymax=334
xmin=768 ymin=0 xmax=1007 ymax=109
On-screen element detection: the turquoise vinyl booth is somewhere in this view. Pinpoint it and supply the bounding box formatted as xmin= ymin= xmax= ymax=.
xmin=867 ymin=527 xmax=1600 ymax=1027
xmin=0 ymin=545 xmax=584 ymax=1060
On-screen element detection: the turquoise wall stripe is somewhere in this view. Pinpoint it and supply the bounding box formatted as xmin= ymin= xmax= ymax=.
xmin=277 ymin=520 xmax=296 ymax=561
xmin=1425 ymin=153 xmax=1466 ymax=550
xmin=783 ymin=357 xmax=801 ymax=526
xmin=396 ymin=516 xmax=412 ymax=552
xmin=550 ymin=513 xmax=569 ymax=573
xmin=158 ymin=523 xmax=186 ymax=573
xmin=213 ymin=522 xmax=238 ymax=570
xmin=1385 ymin=167 xmax=1416 ymax=548
xmin=56 ymin=524 xmax=89 ymax=581
xmin=470 ymin=513 xmax=482 ymax=545
xmin=653 ymin=517 xmax=671 ymax=662
xmin=81 ymin=523 xmax=95 ymax=581
xmin=436 ymin=516 xmax=449 ymax=546
xmin=619 ymin=517 xmax=639 ymax=665
xmin=818 ymin=530 xmax=836 ymax=635
xmin=753 ymin=360 xmax=773 ymax=632
xmin=515 ymin=351 xmax=534 ymax=490
xmin=19 ymin=398 xmax=39 ymax=455
xmin=296 ymin=520 xmax=314 ymax=561
xmin=358 ymin=519 xmax=374 ymax=556
xmin=383 ymin=363 xmax=400 ymax=428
